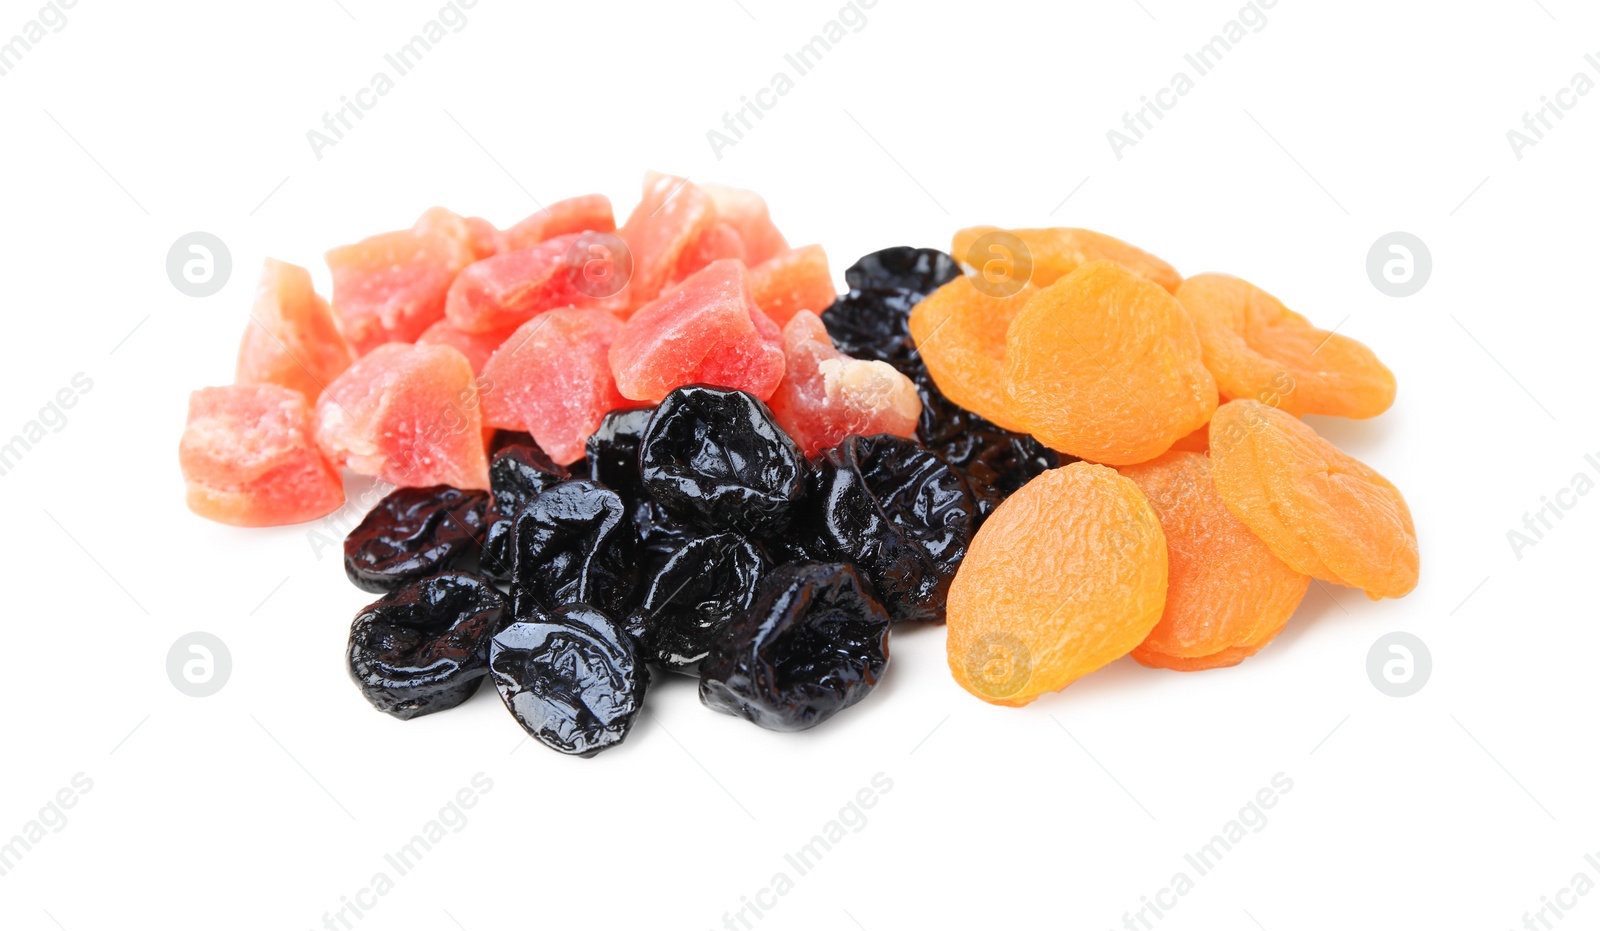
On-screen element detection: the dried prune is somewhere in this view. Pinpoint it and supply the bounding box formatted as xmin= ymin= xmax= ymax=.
xmin=699 ymin=562 xmax=890 ymax=731
xmin=625 ymin=533 xmax=767 ymax=672
xmin=346 ymin=572 xmax=506 ymax=719
xmin=792 ymin=435 xmax=975 ymax=624
xmin=820 ymin=287 xmax=921 ymax=374
xmin=585 ymin=406 xmax=654 ymax=497
xmin=481 ymin=444 xmax=570 ymax=580
xmin=639 ymin=385 xmax=805 ymax=536
xmin=511 ymin=479 xmax=639 ymax=617
xmin=844 ymin=246 xmax=961 ymax=298
xmin=343 ymin=486 xmax=488 ymax=593
xmin=490 ymin=604 xmax=648 ymax=757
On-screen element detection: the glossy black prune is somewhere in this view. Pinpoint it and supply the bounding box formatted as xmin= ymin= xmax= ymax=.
xmin=699 ymin=562 xmax=890 ymax=731
xmin=490 ymin=604 xmax=648 ymax=757
xmin=639 ymin=386 xmax=806 ymax=536
xmin=584 ymin=406 xmax=654 ymax=497
xmin=819 ymin=287 xmax=922 ymax=374
xmin=910 ymin=368 xmax=1063 ymax=522
xmin=346 ymin=572 xmax=507 ymax=719
xmin=511 ymin=480 xmax=639 ymax=617
xmin=481 ymin=444 xmax=570 ymax=580
xmin=792 ymin=434 xmax=975 ymax=624
xmin=844 ymin=246 xmax=962 ymax=298
xmin=624 ymin=533 xmax=767 ymax=672
xmin=343 ymin=486 xmax=488 ymax=593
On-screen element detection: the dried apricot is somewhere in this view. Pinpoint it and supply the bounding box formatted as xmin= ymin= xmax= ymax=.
xmin=1209 ymin=399 xmax=1418 ymax=599
xmin=946 ymin=462 xmax=1167 ymax=706
xmin=1117 ymin=451 xmax=1308 ymax=671
xmin=908 ymin=275 xmax=1035 ymax=432
xmin=952 ymin=225 xmax=1181 ymax=293
xmin=1176 ymin=274 xmax=1395 ymax=419
xmin=1003 ymin=261 xmax=1216 ymax=465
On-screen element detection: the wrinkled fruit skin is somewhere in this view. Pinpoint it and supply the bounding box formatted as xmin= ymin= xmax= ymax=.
xmin=699 ymin=562 xmax=891 ymax=732
xmin=844 ymin=246 xmax=962 ymax=297
xmin=344 ymin=486 xmax=489 ymax=592
xmin=791 ymin=435 xmax=975 ymax=624
xmin=511 ymin=480 xmax=639 ymax=617
xmin=490 ymin=604 xmax=648 ymax=757
xmin=821 ymin=288 xmax=922 ymax=371
xmin=625 ymin=533 xmax=768 ymax=672
xmin=583 ymin=406 xmax=696 ymax=566
xmin=481 ymin=444 xmax=570 ymax=581
xmin=346 ymin=573 xmax=507 ymax=720
xmin=639 ymin=385 xmax=806 ymax=536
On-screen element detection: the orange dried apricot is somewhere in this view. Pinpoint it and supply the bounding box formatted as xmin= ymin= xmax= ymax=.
xmin=1117 ymin=451 xmax=1309 ymax=671
xmin=907 ymin=275 xmax=1036 ymax=432
xmin=946 ymin=462 xmax=1168 ymax=706
xmin=1209 ymin=399 xmax=1418 ymax=599
xmin=1003 ymin=261 xmax=1217 ymax=465
xmin=1176 ymin=273 xmax=1395 ymax=419
xmin=952 ymin=225 xmax=1182 ymax=293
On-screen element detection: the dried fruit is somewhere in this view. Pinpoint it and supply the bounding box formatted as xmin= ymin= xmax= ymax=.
xmin=1176 ymin=273 xmax=1396 ymax=419
xmin=490 ymin=604 xmax=648 ymax=757
xmin=952 ymin=225 xmax=1181 ymax=293
xmin=500 ymin=194 xmax=616 ymax=252
xmin=625 ymin=532 xmax=768 ymax=672
xmin=344 ymin=486 xmax=489 ymax=592
xmin=620 ymin=172 xmax=716 ymax=307
xmin=909 ymin=275 xmax=1036 ymax=432
xmin=510 ymin=479 xmax=639 ymax=617
xmin=1209 ymin=399 xmax=1418 ymax=599
xmin=1003 ymin=260 xmax=1217 ymax=465
xmin=701 ymin=183 xmax=788 ymax=266
xmin=326 ymin=212 xmax=476 ymax=354
xmin=639 ymin=385 xmax=806 ymax=536
xmin=1117 ymin=452 xmax=1309 ymax=670
xmin=180 ymin=384 xmax=344 ymax=527
xmin=791 ymin=434 xmax=975 ymax=623
xmin=481 ymin=443 xmax=570 ymax=580
xmin=479 ymin=307 xmax=628 ymax=465
xmin=416 ymin=318 xmax=515 ymax=374
xmin=235 ymin=259 xmax=353 ymax=403
xmin=844 ymin=246 xmax=962 ymax=297
xmin=672 ymin=220 xmax=747 ymax=285
xmin=584 ymin=406 xmax=697 ymax=566
xmin=767 ymin=310 xmax=921 ymax=456
xmin=443 ymin=233 xmax=595 ymax=334
xmin=313 ymin=343 xmax=490 ymax=490
xmin=700 ymin=562 xmax=891 ymax=731
xmin=946 ymin=462 xmax=1167 ymax=705
xmin=347 ymin=572 xmax=506 ymax=719
xmin=747 ymin=245 xmax=836 ymax=326
xmin=820 ymin=287 xmax=921 ymax=372
xmin=610 ymin=259 xmax=785 ymax=403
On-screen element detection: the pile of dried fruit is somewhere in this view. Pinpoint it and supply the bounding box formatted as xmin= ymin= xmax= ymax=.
xmin=178 ymin=175 xmax=1417 ymax=755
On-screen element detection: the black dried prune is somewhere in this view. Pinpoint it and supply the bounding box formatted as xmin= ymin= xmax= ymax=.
xmin=482 ymin=444 xmax=570 ymax=580
xmin=490 ymin=604 xmax=648 ymax=757
xmin=793 ymin=434 xmax=975 ymax=624
xmin=346 ymin=572 xmax=506 ymax=720
xmin=639 ymin=386 xmax=805 ymax=536
xmin=844 ymin=246 xmax=961 ymax=298
xmin=343 ymin=486 xmax=488 ymax=593
xmin=584 ymin=406 xmax=654 ymax=496
xmin=624 ymin=533 xmax=767 ymax=673
xmin=820 ymin=287 xmax=922 ymax=374
xmin=511 ymin=480 xmax=638 ymax=617
xmin=700 ymin=562 xmax=890 ymax=731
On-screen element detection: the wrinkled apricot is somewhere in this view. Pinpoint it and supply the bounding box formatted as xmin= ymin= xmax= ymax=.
xmin=1117 ymin=452 xmax=1309 ymax=671
xmin=908 ymin=275 xmax=1035 ymax=432
xmin=1003 ymin=261 xmax=1216 ymax=465
xmin=1209 ymin=399 xmax=1418 ymax=599
xmin=953 ymin=225 xmax=1182 ymax=293
xmin=946 ymin=462 xmax=1167 ymax=706
xmin=1177 ymin=274 xmax=1395 ymax=419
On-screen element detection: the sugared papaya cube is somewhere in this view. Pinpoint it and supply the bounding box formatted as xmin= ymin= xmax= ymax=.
xmin=671 ymin=220 xmax=747 ymax=286
xmin=443 ymin=233 xmax=595 ymax=334
xmin=618 ymin=173 xmax=716 ymax=309
xmin=747 ymin=245 xmax=835 ymax=326
xmin=416 ymin=318 xmax=515 ymax=374
xmin=179 ymin=384 xmax=344 ymax=526
xmin=480 ymin=308 xmax=627 ymax=465
xmin=500 ymin=194 xmax=615 ymax=252
xmin=701 ymin=183 xmax=788 ymax=265
xmin=767 ymin=311 xmax=920 ymax=456
xmin=313 ymin=343 xmax=489 ymax=490
xmin=235 ymin=259 xmax=353 ymax=403
xmin=609 ymin=258 xmax=784 ymax=402
xmin=326 ymin=213 xmax=476 ymax=354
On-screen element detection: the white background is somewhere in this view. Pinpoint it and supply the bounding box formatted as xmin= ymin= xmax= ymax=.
xmin=2 ymin=1 xmax=1596 ymax=929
